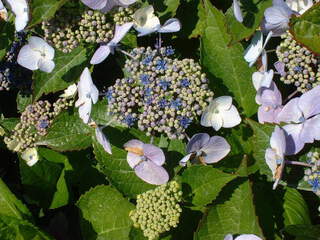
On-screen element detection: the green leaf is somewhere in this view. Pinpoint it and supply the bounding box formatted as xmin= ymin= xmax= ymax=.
xmin=284 ymin=224 xmax=320 ymax=240
xmin=19 ymin=157 xmax=64 ymax=209
xmin=29 ymin=0 xmax=67 ymax=27
xmin=289 ymin=3 xmax=320 ymax=55
xmin=181 ymin=165 xmax=237 ymax=206
xmin=226 ymin=0 xmax=272 ymax=44
xmin=92 ymin=130 xmax=155 ymax=198
xmin=189 ymin=0 xmax=206 ymax=38
xmin=0 ymin=178 xmax=31 ymax=220
xmin=0 ymin=117 xmax=19 ymax=132
xmin=32 ymin=46 xmax=93 ymax=101
xmin=195 ymin=178 xmax=263 ymax=239
xmin=35 ymin=109 xmax=93 ymax=151
xmin=283 ymin=187 xmax=311 ymax=226
xmin=200 ymin=0 xmax=257 ymax=117
xmin=0 ymin=215 xmax=53 ymax=240
xmin=0 ymin=22 xmax=14 ymax=61
xmin=151 ymin=0 xmax=180 ymax=17
xmin=247 ymin=119 xmax=274 ymax=176
xmin=16 ymin=92 xmax=32 ymax=113
xmin=77 ymin=185 xmax=134 ymax=240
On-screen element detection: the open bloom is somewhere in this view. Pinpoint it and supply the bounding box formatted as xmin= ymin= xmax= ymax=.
xmin=252 ymin=69 xmax=274 ymax=91
xmin=4 ymin=0 xmax=29 ymax=31
xmin=261 ymin=0 xmax=294 ymax=36
xmin=95 ymin=127 xmax=112 ymax=154
xmin=225 ymin=234 xmax=262 ymax=240
xmin=133 ymin=6 xmax=181 ymax=36
xmin=17 ymin=36 xmax=55 ymax=73
xmin=201 ymin=96 xmax=241 ymax=131
xmin=124 ymin=140 xmax=169 ymax=185
xmin=265 ymin=126 xmax=286 ymax=189
xmin=0 ymin=0 xmax=8 ymax=21
xmin=256 ymin=81 xmax=283 ymax=124
xmin=179 ymin=133 xmax=230 ymax=166
xmin=286 ymin=0 xmax=313 ymax=14
xmin=81 ymin=0 xmax=136 ymax=13
xmin=244 ymin=31 xmax=273 ymax=67
xmin=75 ymin=68 xmax=99 ymax=124
xmin=90 ymin=22 xmax=133 ymax=65
xmin=233 ymin=0 xmax=243 ymax=22
xmin=277 ymin=85 xmax=320 ymax=155
xmin=21 ymin=148 xmax=39 ymax=167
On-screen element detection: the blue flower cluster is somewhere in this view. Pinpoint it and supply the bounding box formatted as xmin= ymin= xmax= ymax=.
xmin=304 ymin=151 xmax=320 ymax=195
xmin=106 ymin=47 xmax=214 ymax=139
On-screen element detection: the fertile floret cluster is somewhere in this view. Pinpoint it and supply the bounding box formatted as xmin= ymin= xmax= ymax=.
xmin=4 ymin=97 xmax=74 ymax=153
xmin=276 ymin=31 xmax=320 ymax=93
xmin=0 ymin=32 xmax=31 ymax=91
xmin=304 ymin=151 xmax=320 ymax=195
xmin=112 ymin=6 xmax=135 ymax=26
xmin=129 ymin=181 xmax=183 ymax=240
xmin=106 ymin=47 xmax=214 ymax=139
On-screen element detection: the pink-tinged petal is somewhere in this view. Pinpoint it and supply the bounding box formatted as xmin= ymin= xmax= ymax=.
xmin=224 ymin=234 xmax=233 ymax=240
xmin=17 ymin=45 xmax=40 ymax=70
xmin=158 ymin=18 xmax=181 ymax=33
xmin=111 ymin=22 xmax=134 ymax=44
xmin=80 ymin=0 xmax=107 ymax=10
xmin=220 ymin=105 xmax=242 ymax=128
xmin=277 ymin=97 xmax=302 ymax=123
xmin=274 ymin=61 xmax=286 ymax=76
xmin=300 ymin=115 xmax=320 ymax=144
xmin=270 ymin=126 xmax=286 ymax=157
xmin=134 ymin=160 xmax=169 ymax=185
xmin=124 ymin=139 xmax=144 ymax=150
xmin=179 ymin=153 xmax=193 ymax=166
xmin=186 ymin=133 xmax=210 ymax=153
xmin=90 ymin=45 xmax=111 ymax=65
xmin=299 ymin=85 xmax=320 ymax=119
xmin=265 ymin=148 xmax=277 ymax=176
xmin=235 ymin=234 xmax=263 ymax=240
xmin=143 ymin=144 xmax=165 ymax=166
xmin=38 ymin=59 xmax=55 ymax=73
xmin=95 ymin=127 xmax=112 ymax=154
xmin=201 ymin=136 xmax=231 ymax=164
xmin=283 ymin=123 xmax=304 ymax=155
xmin=127 ymin=152 xmax=142 ymax=168
xmin=233 ymin=0 xmax=243 ymax=22
xmin=78 ymin=100 xmax=92 ymax=124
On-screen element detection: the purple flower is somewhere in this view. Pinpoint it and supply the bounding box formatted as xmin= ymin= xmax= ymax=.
xmin=256 ymin=81 xmax=283 ymax=124
xmin=142 ymin=55 xmax=153 ymax=65
xmin=124 ymin=139 xmax=169 ymax=185
xmin=159 ymin=79 xmax=170 ymax=90
xmin=81 ymin=0 xmax=137 ymax=13
xmin=106 ymin=89 xmax=113 ymax=101
xmin=277 ymin=85 xmax=320 ymax=155
xmin=140 ymin=74 xmax=150 ymax=85
xmin=95 ymin=127 xmax=112 ymax=154
xmin=265 ymin=126 xmax=286 ymax=189
xmin=158 ymin=98 xmax=168 ymax=108
xmin=170 ymin=98 xmax=182 ymax=109
xmin=180 ymin=78 xmax=190 ymax=87
xmin=156 ymin=59 xmax=167 ymax=70
xmin=179 ymin=116 xmax=192 ymax=129
xmin=179 ymin=133 xmax=231 ymax=166
xmin=38 ymin=119 xmax=49 ymax=129
xmin=165 ymin=46 xmax=175 ymax=56
xmin=274 ymin=61 xmax=286 ymax=76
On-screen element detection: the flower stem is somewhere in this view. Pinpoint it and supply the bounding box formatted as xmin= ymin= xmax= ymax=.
xmin=285 ymin=160 xmax=312 ymax=167
xmin=284 ymin=90 xmax=299 ymax=104
xmin=117 ymin=48 xmax=135 ymax=59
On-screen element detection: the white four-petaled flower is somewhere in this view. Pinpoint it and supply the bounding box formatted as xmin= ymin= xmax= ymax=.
xmin=75 ymin=68 xmax=99 ymax=124
xmin=5 ymin=0 xmax=29 ymax=31
xmin=201 ymin=96 xmax=241 ymax=131
xmin=81 ymin=0 xmax=137 ymax=13
xmin=21 ymin=148 xmax=39 ymax=167
xmin=224 ymin=234 xmax=263 ymax=240
xmin=286 ymin=0 xmax=313 ymax=14
xmin=17 ymin=36 xmax=55 ymax=73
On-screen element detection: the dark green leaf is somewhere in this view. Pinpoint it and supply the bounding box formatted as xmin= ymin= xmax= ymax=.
xmin=16 ymin=92 xmax=32 ymax=113
xmin=35 ymin=110 xmax=93 ymax=151
xmin=29 ymin=0 xmax=67 ymax=27
xmin=32 ymin=46 xmax=93 ymax=101
xmin=195 ymin=178 xmax=263 ymax=239
xmin=0 ymin=22 xmax=14 ymax=61
xmin=200 ymin=0 xmax=257 ymax=116
xmin=289 ymin=3 xmax=320 ymax=55
xmin=284 ymin=224 xmax=320 ymax=240
xmin=181 ymin=165 xmax=237 ymax=206
xmin=77 ymin=185 xmax=134 ymax=240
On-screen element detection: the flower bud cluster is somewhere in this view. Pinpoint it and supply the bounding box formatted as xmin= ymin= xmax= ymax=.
xmin=106 ymin=47 xmax=214 ymax=139
xmin=112 ymin=6 xmax=135 ymax=26
xmin=4 ymin=97 xmax=74 ymax=153
xmin=129 ymin=181 xmax=183 ymax=240
xmin=276 ymin=32 xmax=320 ymax=93
xmin=0 ymin=32 xmax=30 ymax=91
xmin=304 ymin=151 xmax=320 ymax=196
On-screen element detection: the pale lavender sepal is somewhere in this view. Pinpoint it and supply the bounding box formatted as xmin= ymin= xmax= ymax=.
xmin=277 ymin=97 xmax=302 ymax=123
xmin=186 ymin=133 xmax=210 ymax=153
xmin=179 ymin=153 xmax=193 ymax=166
xmin=283 ymin=123 xmax=304 ymax=155
xmin=134 ymin=160 xmax=169 ymax=185
xmin=158 ymin=18 xmax=181 ymax=33
xmin=224 ymin=234 xmax=233 ymax=240
xmin=258 ymin=105 xmax=282 ymax=124
xmin=300 ymin=115 xmax=320 ymax=144
xmin=298 ymin=85 xmax=320 ymax=119
xmin=201 ymin=136 xmax=231 ymax=164
xmin=90 ymin=45 xmax=111 ymax=65
xmin=235 ymin=234 xmax=263 ymax=240
xmin=274 ymin=61 xmax=286 ymax=76
xmin=123 ymin=139 xmax=144 ymax=149
xmin=270 ymin=126 xmax=286 ymax=156
xmin=95 ymin=127 xmax=112 ymax=154
xmin=233 ymin=0 xmax=243 ymax=23
xmin=81 ymin=0 xmax=107 ymax=10
xmin=143 ymin=143 xmax=165 ymax=166
xmin=127 ymin=152 xmax=142 ymax=168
